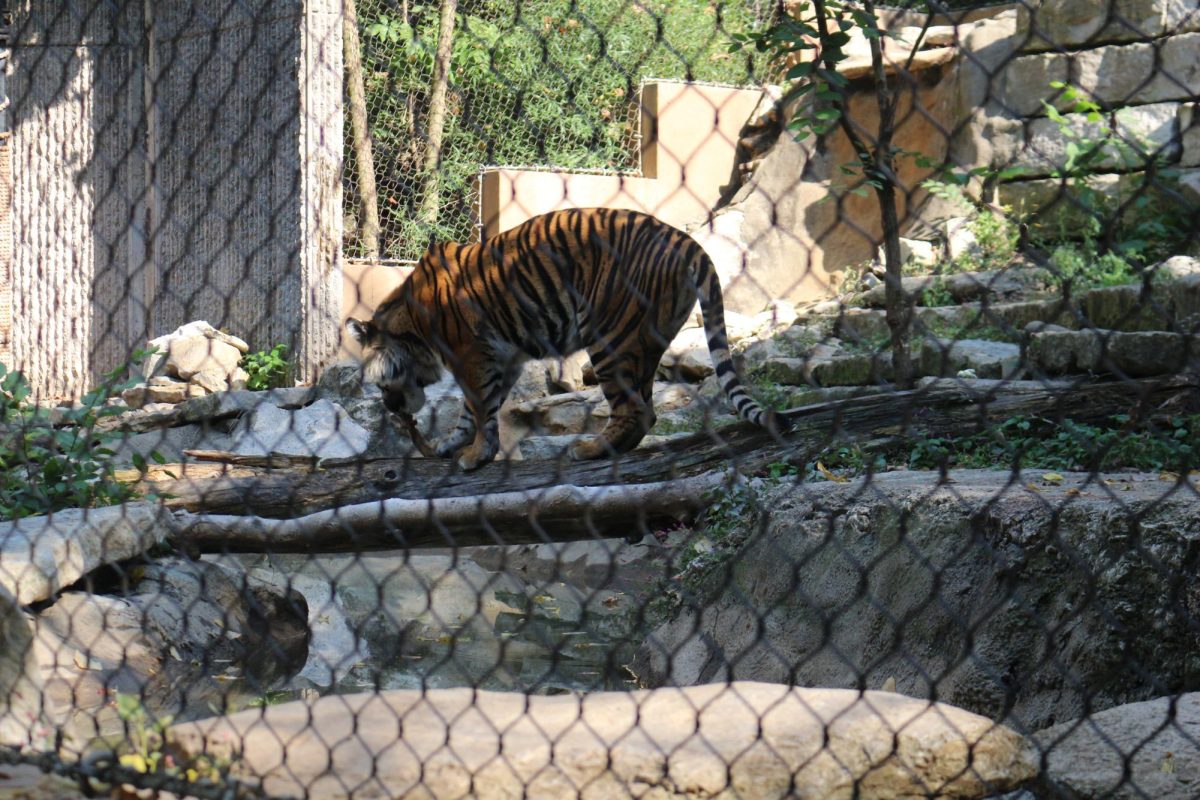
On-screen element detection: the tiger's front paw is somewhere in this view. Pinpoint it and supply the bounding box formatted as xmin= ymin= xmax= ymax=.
xmin=568 ymin=435 xmax=610 ymax=461
xmin=456 ymin=443 xmax=497 ymax=471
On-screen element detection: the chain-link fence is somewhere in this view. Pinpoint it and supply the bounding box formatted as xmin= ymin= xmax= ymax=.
xmin=342 ymin=0 xmax=777 ymax=261
xmin=1 ymin=0 xmax=1199 ymax=798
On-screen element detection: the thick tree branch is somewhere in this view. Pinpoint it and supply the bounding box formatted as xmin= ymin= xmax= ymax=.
xmin=168 ymin=472 xmax=730 ymax=553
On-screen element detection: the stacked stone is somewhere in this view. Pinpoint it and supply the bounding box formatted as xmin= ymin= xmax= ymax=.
xmin=121 ymin=321 xmax=252 ymax=409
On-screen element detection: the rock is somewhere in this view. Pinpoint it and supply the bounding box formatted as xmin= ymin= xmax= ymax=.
xmin=508 ymin=383 xmax=694 ymax=436
xmin=32 ymin=559 xmax=307 ymax=744
xmin=632 ymin=470 xmax=1200 ymax=731
xmin=1033 ymin=694 xmax=1200 ymax=799
xmin=465 ymin=537 xmax=670 ymax=591
xmin=1019 ymin=0 xmax=1200 ymax=52
xmin=920 ymin=338 xmax=1023 ymax=379
xmin=228 ymin=367 xmax=250 ymax=391
xmin=1029 ymin=329 xmax=1199 ymax=376
xmin=851 ymin=269 xmax=1049 ymax=310
xmin=120 ymin=385 xmax=147 ymax=408
xmin=231 ymin=397 xmax=371 ymax=459
xmin=171 ymin=682 xmax=1037 ymax=799
xmin=508 ymin=360 xmax=553 ymax=403
xmin=0 ymin=503 xmax=170 ymax=605
xmin=946 ymin=217 xmax=982 ymax=262
xmin=884 ymin=237 xmax=938 ymax=268
xmin=548 ymin=351 xmax=590 ymax=392
xmin=316 ymin=360 xmax=365 ymax=399
xmin=662 ymin=326 xmax=713 ymax=381
xmin=166 ymin=336 xmax=243 ymax=382
xmin=1153 ymin=255 xmax=1200 ymax=280
xmin=0 ymin=585 xmax=46 ymax=748
xmin=815 ymin=352 xmax=893 ymax=386
xmin=121 ymin=376 xmax=190 ymax=408
xmin=190 ymin=367 xmax=229 ymax=394
xmin=1011 ymin=102 xmax=1182 ymax=178
xmin=146 ymin=321 xmax=249 ymax=382
xmin=514 ymin=434 xmax=587 ymax=460
xmin=108 ymin=422 xmax=219 ymax=465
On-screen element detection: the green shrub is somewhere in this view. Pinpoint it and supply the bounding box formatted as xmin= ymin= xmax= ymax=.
xmin=0 ymin=358 xmax=150 ymax=522
xmin=241 ymin=344 xmax=291 ymax=391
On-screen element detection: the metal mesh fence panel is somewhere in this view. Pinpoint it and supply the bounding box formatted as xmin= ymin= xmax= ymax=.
xmin=0 ymin=1 xmax=1198 ymax=798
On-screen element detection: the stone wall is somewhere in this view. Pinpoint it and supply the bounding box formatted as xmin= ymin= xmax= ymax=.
xmin=946 ymin=0 xmax=1200 ymax=229
xmin=6 ymin=0 xmax=341 ymax=399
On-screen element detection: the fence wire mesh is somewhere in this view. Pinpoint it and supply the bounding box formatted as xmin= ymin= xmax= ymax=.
xmin=0 ymin=0 xmax=1198 ymax=798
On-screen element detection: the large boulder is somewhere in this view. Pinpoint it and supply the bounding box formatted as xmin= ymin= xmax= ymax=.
xmin=31 ymin=559 xmax=307 ymax=743
xmin=0 ymin=585 xmax=46 ymax=748
xmin=0 ymin=503 xmax=171 ymax=605
xmin=1033 ymin=693 xmax=1200 ymax=799
xmin=231 ymin=397 xmax=371 ymax=459
xmin=631 ymin=470 xmax=1200 ymax=732
xmin=171 ymin=682 xmax=1037 ymax=799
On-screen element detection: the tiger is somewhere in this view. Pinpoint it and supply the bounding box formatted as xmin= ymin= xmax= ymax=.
xmin=345 ymin=208 xmax=787 ymax=471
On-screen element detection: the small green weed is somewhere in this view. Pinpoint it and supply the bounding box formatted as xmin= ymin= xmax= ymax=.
xmin=111 ymin=692 xmax=228 ymax=786
xmin=919 ymin=277 xmax=956 ymax=307
xmin=748 ymin=373 xmax=794 ymax=413
xmin=918 ymin=316 xmax=1019 ymax=344
xmin=241 ymin=344 xmax=291 ymax=391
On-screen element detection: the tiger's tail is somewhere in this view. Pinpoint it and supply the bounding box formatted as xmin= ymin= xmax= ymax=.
xmin=689 ymin=247 xmax=791 ymax=434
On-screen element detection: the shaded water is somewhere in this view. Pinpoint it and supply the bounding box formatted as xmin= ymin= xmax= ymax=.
xmin=211 ymin=545 xmax=661 ymax=710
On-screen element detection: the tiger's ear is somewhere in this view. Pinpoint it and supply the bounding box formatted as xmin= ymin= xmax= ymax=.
xmin=345 ymin=318 xmax=375 ymax=344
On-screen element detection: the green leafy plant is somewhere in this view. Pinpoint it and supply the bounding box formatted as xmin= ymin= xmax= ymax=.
xmin=241 ymin=344 xmax=291 ymax=391
xmin=0 ymin=354 xmax=153 ymax=522
xmin=1033 ymin=81 xmax=1189 ymax=265
xmin=907 ymin=414 xmax=1199 ymax=473
xmin=919 ymin=277 xmax=955 ymax=308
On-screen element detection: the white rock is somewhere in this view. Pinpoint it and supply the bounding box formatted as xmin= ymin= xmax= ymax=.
xmin=0 ymin=504 xmax=171 ymax=605
xmin=0 ymin=585 xmax=46 ymax=748
xmin=1153 ymin=255 xmax=1200 ymax=280
xmin=171 ymin=683 xmax=1037 ymax=799
xmin=549 ymin=351 xmax=590 ymax=392
xmin=191 ymin=368 xmax=230 ymax=395
xmin=946 ymin=216 xmax=983 ymax=261
xmin=231 ymin=398 xmax=371 ymax=459
xmin=662 ymin=327 xmax=714 ymax=381
xmin=144 ymin=321 xmax=250 ymax=379
xmin=884 ymin=237 xmax=938 ymax=267
xmin=166 ymin=337 xmax=243 ymax=381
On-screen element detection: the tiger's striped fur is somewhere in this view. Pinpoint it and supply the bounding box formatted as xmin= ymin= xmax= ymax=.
xmin=346 ymin=208 xmax=784 ymax=470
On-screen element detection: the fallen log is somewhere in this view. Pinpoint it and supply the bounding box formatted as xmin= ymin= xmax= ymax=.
xmin=168 ymin=472 xmax=728 ymax=553
xmin=152 ymin=376 xmax=1197 ymax=520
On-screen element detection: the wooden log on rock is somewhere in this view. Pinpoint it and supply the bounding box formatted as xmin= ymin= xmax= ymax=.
xmin=168 ymin=472 xmax=728 ymax=553
xmin=152 ymin=376 xmax=1198 ymax=521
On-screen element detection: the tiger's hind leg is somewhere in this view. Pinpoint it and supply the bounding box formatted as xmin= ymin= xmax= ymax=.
xmin=569 ymin=352 xmax=659 ymax=461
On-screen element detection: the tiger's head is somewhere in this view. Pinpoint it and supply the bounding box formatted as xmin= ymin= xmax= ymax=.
xmin=345 ymin=318 xmax=442 ymax=415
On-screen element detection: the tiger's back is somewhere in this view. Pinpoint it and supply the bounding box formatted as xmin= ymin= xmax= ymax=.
xmin=357 ymin=208 xmax=778 ymax=469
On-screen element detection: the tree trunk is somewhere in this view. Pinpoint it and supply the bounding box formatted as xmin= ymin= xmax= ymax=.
xmin=417 ymin=0 xmax=458 ymax=229
xmin=344 ymin=0 xmax=381 ymax=258
xmin=861 ymin=0 xmax=914 ymax=388
xmin=151 ymin=377 xmax=1196 ymax=520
